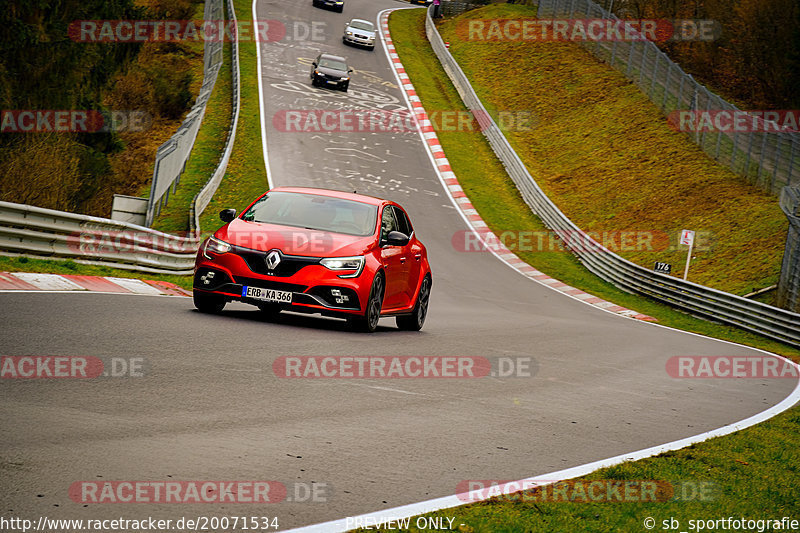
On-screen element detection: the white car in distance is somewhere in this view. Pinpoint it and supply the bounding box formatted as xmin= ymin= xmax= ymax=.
xmin=343 ymin=18 xmax=376 ymax=50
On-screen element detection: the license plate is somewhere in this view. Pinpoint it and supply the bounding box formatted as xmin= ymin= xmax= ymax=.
xmin=326 ymin=80 xmax=338 ymax=85
xmin=242 ymin=286 xmax=292 ymax=303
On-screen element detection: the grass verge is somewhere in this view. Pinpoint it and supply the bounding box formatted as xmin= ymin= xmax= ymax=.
xmin=148 ymin=5 xmax=234 ymax=235
xmin=369 ymin=7 xmax=800 ymax=532
xmin=196 ymin=0 xmax=270 ymax=233
xmin=437 ymin=4 xmax=785 ymax=298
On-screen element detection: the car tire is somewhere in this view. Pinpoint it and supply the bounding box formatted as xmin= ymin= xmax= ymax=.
xmin=396 ymin=275 xmax=431 ymax=331
xmin=368 ymin=45 xmax=375 ymax=51
xmin=342 ymin=82 xmax=349 ymax=92
xmin=257 ymin=302 xmax=281 ymax=319
xmin=337 ymin=5 xmax=343 ymax=12
xmin=193 ymin=290 xmax=226 ymax=314
xmin=350 ymin=272 xmax=384 ymax=332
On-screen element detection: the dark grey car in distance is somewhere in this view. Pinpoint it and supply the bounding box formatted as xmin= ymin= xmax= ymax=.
xmin=310 ymin=53 xmax=352 ymax=92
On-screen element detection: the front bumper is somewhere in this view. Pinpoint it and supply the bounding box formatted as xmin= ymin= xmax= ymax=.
xmin=344 ymin=34 xmax=375 ymax=47
xmin=195 ymin=252 xmax=368 ymax=317
xmin=313 ymin=72 xmax=348 ymax=89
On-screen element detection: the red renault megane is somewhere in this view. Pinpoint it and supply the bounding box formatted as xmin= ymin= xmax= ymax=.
xmin=193 ymin=187 xmax=432 ymax=332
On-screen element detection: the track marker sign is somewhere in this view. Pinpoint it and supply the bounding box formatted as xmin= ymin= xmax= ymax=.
xmin=680 ymin=229 xmax=695 ymax=280
xmin=654 ymin=262 xmax=671 ymax=274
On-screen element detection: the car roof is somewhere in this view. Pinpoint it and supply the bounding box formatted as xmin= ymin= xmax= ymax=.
xmin=268 ymin=186 xmax=386 ymax=206
xmin=319 ymin=53 xmax=347 ymax=63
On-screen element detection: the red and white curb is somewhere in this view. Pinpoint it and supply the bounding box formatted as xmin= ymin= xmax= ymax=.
xmin=0 ymin=272 xmax=191 ymax=297
xmin=378 ymin=10 xmax=656 ymax=323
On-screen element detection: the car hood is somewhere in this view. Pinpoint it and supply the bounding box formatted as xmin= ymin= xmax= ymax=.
xmin=217 ymin=219 xmax=374 ymax=257
xmin=316 ymin=65 xmax=348 ymax=78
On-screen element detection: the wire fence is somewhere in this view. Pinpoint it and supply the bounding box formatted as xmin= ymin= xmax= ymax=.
xmin=779 ymin=187 xmax=800 ymax=312
xmin=535 ymin=0 xmax=800 ymax=195
xmin=145 ymin=0 xmax=225 ymax=227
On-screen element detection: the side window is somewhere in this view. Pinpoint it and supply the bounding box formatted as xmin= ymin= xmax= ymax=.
xmin=392 ymin=206 xmax=412 ymax=236
xmin=380 ymin=206 xmax=398 ymax=242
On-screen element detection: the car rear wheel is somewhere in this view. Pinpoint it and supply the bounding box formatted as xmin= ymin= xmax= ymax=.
xmin=193 ymin=290 xmax=226 ymax=314
xmin=396 ymin=275 xmax=431 ymax=331
xmin=350 ymin=272 xmax=384 ymax=332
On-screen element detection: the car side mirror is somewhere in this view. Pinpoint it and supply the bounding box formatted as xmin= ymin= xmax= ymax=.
xmin=348 ymin=68 xmax=353 ymax=73
xmin=385 ymin=231 xmax=409 ymax=247
xmin=312 ymin=61 xmax=317 ymax=67
xmin=220 ymin=209 xmax=236 ymax=223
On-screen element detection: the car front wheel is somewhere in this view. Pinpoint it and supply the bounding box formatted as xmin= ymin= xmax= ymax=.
xmin=193 ymin=290 xmax=226 ymax=314
xmin=396 ymin=275 xmax=431 ymax=331
xmin=350 ymin=272 xmax=384 ymax=332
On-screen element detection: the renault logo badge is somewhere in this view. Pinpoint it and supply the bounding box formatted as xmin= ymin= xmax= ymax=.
xmin=266 ymin=250 xmax=281 ymax=270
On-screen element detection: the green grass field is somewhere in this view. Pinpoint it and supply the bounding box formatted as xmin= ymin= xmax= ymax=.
xmin=437 ymin=4 xmax=786 ymax=299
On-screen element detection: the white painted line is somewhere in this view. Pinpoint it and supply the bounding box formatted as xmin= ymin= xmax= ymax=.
xmin=10 ymin=273 xmax=84 ymax=291
xmin=253 ymin=0 xmax=273 ymax=189
xmin=103 ymin=277 xmax=163 ymax=295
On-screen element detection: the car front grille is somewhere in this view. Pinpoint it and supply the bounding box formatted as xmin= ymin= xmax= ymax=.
xmin=232 ymin=246 xmax=321 ymax=277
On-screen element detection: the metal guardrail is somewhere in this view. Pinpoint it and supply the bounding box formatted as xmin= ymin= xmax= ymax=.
xmin=424 ymin=6 xmax=800 ymax=346
xmin=145 ymin=0 xmax=225 ymax=227
xmin=190 ymin=0 xmax=241 ymax=233
xmin=0 ymin=201 xmax=199 ymax=274
xmin=0 ymin=0 xmax=242 ymax=274
xmin=536 ymin=0 xmax=800 ymax=196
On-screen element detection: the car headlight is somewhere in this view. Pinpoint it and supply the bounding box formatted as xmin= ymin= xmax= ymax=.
xmin=203 ymin=236 xmax=231 ymax=259
xmin=320 ymin=256 xmax=364 ymax=278
xmin=342 ymin=76 xmax=349 ymax=81
xmin=346 ymin=31 xmax=353 ymax=35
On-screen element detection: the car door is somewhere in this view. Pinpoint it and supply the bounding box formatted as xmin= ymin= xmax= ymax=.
xmin=379 ymin=206 xmax=407 ymax=310
xmin=392 ymin=205 xmax=419 ymax=307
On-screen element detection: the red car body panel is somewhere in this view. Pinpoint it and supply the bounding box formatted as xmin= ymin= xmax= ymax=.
xmin=193 ymin=187 xmax=431 ymax=322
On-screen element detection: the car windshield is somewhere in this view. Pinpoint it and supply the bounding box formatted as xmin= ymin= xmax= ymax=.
xmin=318 ymin=58 xmax=348 ymax=71
xmin=241 ymin=191 xmax=378 ymax=237
xmin=349 ymin=21 xmax=374 ymax=31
